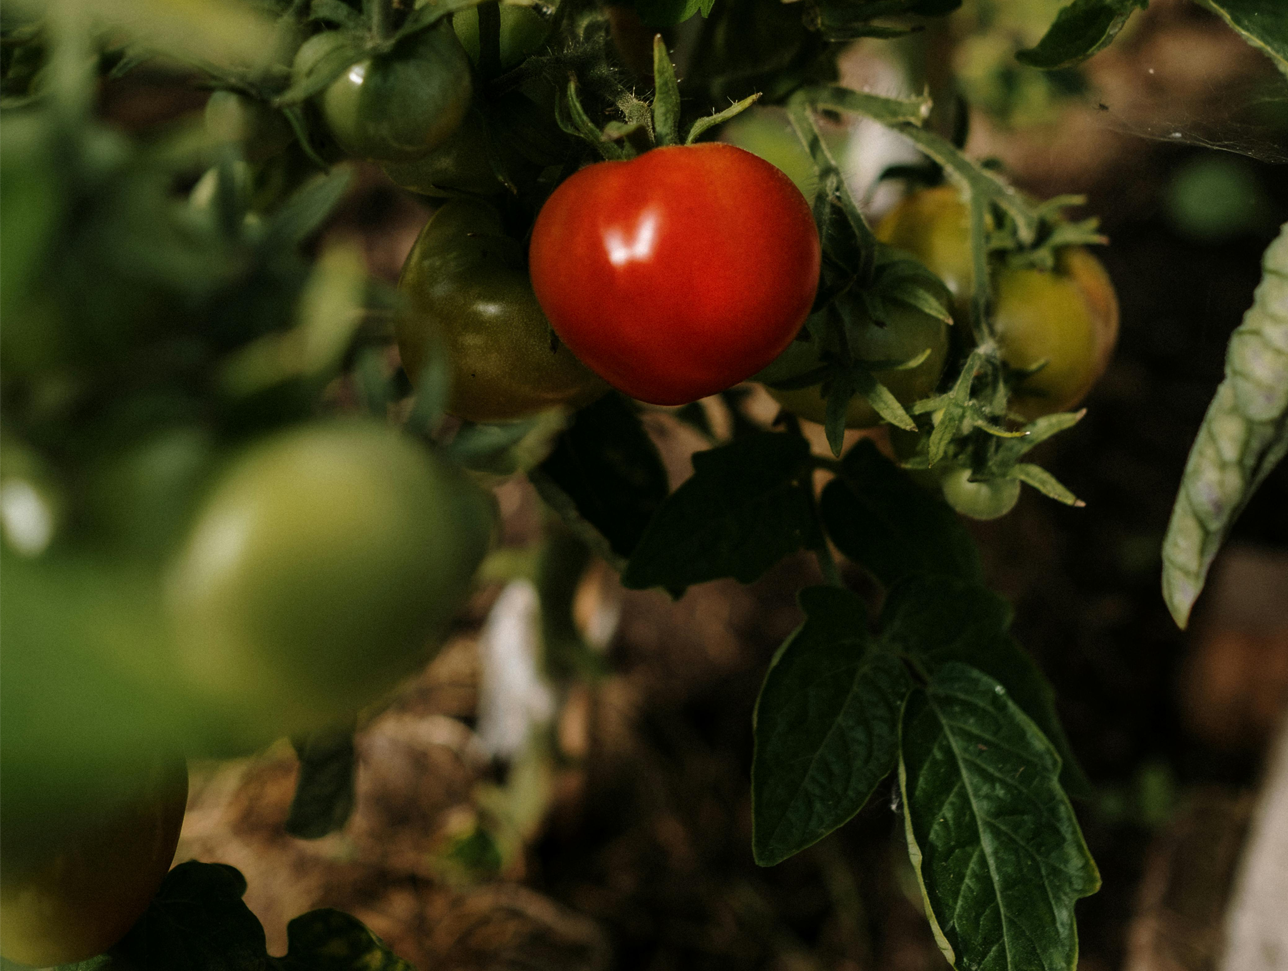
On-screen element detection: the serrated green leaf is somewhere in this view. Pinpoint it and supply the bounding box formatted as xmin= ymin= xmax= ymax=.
xmin=850 ymin=366 xmax=918 ymax=432
xmin=882 ymin=576 xmax=1092 ymax=798
xmin=622 ymin=432 xmax=821 ymax=592
xmin=899 ymin=664 xmax=1100 ymax=971
xmin=1016 ymin=0 xmax=1146 ymax=70
xmin=820 ymin=440 xmax=983 ymax=587
xmin=752 ymin=586 xmax=913 ymax=866
xmin=1162 ymin=223 xmax=1288 ymax=627
xmin=279 ymin=909 xmax=415 ymax=970
xmin=633 ymin=0 xmax=714 ymax=28
xmin=796 ymin=85 xmax=930 ymax=127
xmin=286 ymin=725 xmax=356 ymax=840
xmin=530 ymin=393 xmax=669 ymax=565
xmin=1195 ymin=0 xmax=1288 ymax=80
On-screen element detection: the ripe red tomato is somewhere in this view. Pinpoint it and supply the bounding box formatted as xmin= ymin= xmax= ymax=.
xmin=528 ymin=143 xmax=821 ymax=405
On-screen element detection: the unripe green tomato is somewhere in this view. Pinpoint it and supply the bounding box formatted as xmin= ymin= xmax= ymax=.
xmin=398 ymin=199 xmax=608 ymax=422
xmin=939 ymin=466 xmax=1020 ymax=520
xmin=204 ymin=90 xmax=294 ymax=163
xmin=0 ymin=754 xmax=187 ymax=966
xmin=382 ymin=111 xmax=506 ymax=197
xmin=451 ymin=3 xmax=550 ymax=70
xmin=164 ymin=420 xmax=495 ymax=752
xmin=993 ymin=246 xmax=1119 ymax=421
xmin=766 ymin=303 xmax=949 ymax=428
xmin=876 ymin=185 xmax=975 ymax=316
xmin=292 ymin=25 xmax=472 ymax=162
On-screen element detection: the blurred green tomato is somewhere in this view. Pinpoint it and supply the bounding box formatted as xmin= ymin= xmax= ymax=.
xmin=293 ymin=25 xmax=472 ymax=162
xmin=164 ymin=420 xmax=495 ymax=752
xmin=451 ymin=3 xmax=550 ymax=70
xmin=720 ymin=107 xmax=821 ymax=204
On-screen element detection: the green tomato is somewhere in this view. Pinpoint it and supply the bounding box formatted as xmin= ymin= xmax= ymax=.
xmin=451 ymin=3 xmax=550 ymax=71
xmin=382 ymin=110 xmax=508 ymax=197
xmin=293 ymin=25 xmax=472 ymax=162
xmin=1 ymin=754 xmax=187 ymax=966
xmin=993 ymin=246 xmax=1119 ymax=421
xmin=398 ymin=199 xmax=607 ymax=422
xmin=164 ymin=419 xmax=495 ymax=752
xmin=762 ymin=302 xmax=949 ymax=428
xmin=875 ymin=185 xmax=975 ymax=317
xmin=939 ymin=466 xmax=1020 ymax=520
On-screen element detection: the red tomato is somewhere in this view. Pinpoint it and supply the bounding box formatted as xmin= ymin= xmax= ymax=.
xmin=528 ymin=144 xmax=821 ymax=405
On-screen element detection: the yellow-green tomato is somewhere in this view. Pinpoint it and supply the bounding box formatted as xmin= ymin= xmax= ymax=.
xmin=993 ymin=246 xmax=1119 ymax=421
xmin=0 ymin=755 xmax=187 ymax=966
xmin=398 ymin=199 xmax=607 ymax=422
xmin=293 ymin=25 xmax=472 ymax=162
xmin=164 ymin=420 xmax=495 ymax=752
xmin=939 ymin=467 xmax=1020 ymax=520
xmin=875 ymin=185 xmax=975 ymax=316
xmin=765 ymin=303 xmax=949 ymax=428
xmin=451 ymin=3 xmax=550 ymax=70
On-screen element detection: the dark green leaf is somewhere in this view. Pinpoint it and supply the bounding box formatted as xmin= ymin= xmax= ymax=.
xmin=530 ymin=394 xmax=669 ymax=565
xmin=113 ymin=861 xmax=269 ymax=969
xmin=262 ymin=168 xmax=354 ymax=251
xmin=1198 ymin=0 xmax=1288 ymax=79
xmin=279 ymin=909 xmax=414 ymax=970
xmin=900 ymin=664 xmax=1100 ymax=971
xmin=1016 ymin=0 xmax=1146 ymax=70
xmin=1162 ymin=221 xmax=1288 ymax=627
xmin=882 ymin=576 xmax=1092 ymax=797
xmin=286 ymin=726 xmax=356 ymax=840
xmin=752 ymin=586 xmax=912 ymax=865
xmin=622 ymin=432 xmax=821 ymax=592
xmin=820 ymin=440 xmax=982 ymax=587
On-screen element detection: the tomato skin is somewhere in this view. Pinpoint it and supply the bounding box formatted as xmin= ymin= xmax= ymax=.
xmin=528 ymin=143 xmax=821 ymax=406
xmin=452 ymin=4 xmax=550 ymax=70
xmin=939 ymin=467 xmax=1020 ymax=520
xmin=765 ymin=303 xmax=949 ymax=428
xmin=994 ymin=246 xmax=1119 ymax=421
xmin=294 ymin=26 xmax=472 ymax=163
xmin=164 ymin=420 xmax=495 ymax=752
xmin=398 ymin=200 xmax=607 ymax=421
xmin=0 ymin=755 xmax=187 ymax=966
xmin=876 ymin=186 xmax=975 ymax=315
xmin=382 ymin=111 xmax=506 ymax=197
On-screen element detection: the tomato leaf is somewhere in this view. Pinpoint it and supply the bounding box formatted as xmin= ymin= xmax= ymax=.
xmin=286 ymin=725 xmax=357 ymax=840
xmin=1016 ymin=0 xmax=1147 ymax=70
xmin=1162 ymin=221 xmax=1288 ymax=627
xmin=752 ymin=586 xmax=912 ymax=866
xmin=899 ymin=664 xmax=1100 ymax=971
xmin=531 ymin=394 xmax=669 ymax=566
xmin=110 ymin=861 xmax=269 ymax=967
xmin=651 ymin=35 xmax=681 ymax=147
xmin=622 ymin=431 xmax=822 ymax=593
xmin=1011 ymin=462 xmax=1084 ymax=507
xmin=820 ymin=439 xmax=983 ymax=587
xmin=1197 ymin=0 xmax=1288 ymax=79
xmin=632 ymin=0 xmax=717 ymax=28
xmin=882 ymin=576 xmax=1093 ymax=798
xmin=278 ymin=909 xmax=415 ymax=970
xmin=447 ymin=411 xmax=568 ymax=477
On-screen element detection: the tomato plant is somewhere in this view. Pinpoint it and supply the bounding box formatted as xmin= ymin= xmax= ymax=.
xmin=529 ymin=143 xmax=821 ymax=406
xmin=398 ymin=199 xmax=608 ymax=421
xmin=0 ymin=755 xmax=187 ymax=966
xmin=164 ymin=420 xmax=496 ymax=752
xmin=292 ymin=24 xmax=472 ymax=163
xmin=765 ymin=302 xmax=950 ymax=428
xmin=451 ymin=3 xmax=550 ymax=70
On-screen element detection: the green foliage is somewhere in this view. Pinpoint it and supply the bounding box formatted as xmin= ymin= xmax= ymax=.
xmin=530 ymin=394 xmax=669 ymax=566
xmin=1162 ymin=222 xmax=1288 ymax=627
xmin=1016 ymin=0 xmax=1147 ymax=70
xmin=900 ymin=664 xmax=1100 ymax=971
xmin=1197 ymin=0 xmax=1288 ymax=80
xmin=22 ymin=862 xmax=414 ymax=971
xmin=621 ymin=431 xmax=823 ymax=594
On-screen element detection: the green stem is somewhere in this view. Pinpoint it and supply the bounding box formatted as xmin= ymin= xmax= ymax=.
xmin=371 ymin=0 xmax=395 ymax=43
xmin=477 ymin=0 xmax=502 ymax=82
